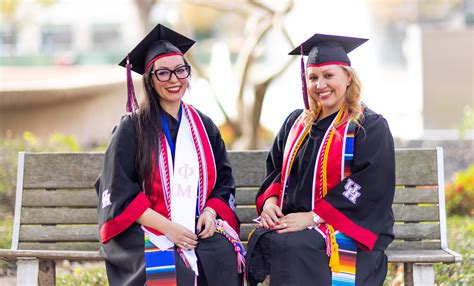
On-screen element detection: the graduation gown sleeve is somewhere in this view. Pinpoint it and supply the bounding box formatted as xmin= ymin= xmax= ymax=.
xmin=197 ymin=111 xmax=241 ymax=233
xmin=255 ymin=110 xmax=303 ymax=214
xmin=314 ymin=112 xmax=395 ymax=251
xmin=95 ymin=115 xmax=151 ymax=244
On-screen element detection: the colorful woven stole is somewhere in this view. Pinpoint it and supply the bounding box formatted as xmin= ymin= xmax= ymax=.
xmin=321 ymin=113 xmax=357 ymax=285
xmin=144 ymin=232 xmax=177 ymax=286
xmin=332 ymin=232 xmax=357 ymax=285
xmin=215 ymin=219 xmax=247 ymax=273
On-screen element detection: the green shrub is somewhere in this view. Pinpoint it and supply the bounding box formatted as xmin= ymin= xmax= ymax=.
xmin=435 ymin=215 xmax=474 ymax=284
xmin=57 ymin=266 xmax=109 ymax=286
xmin=445 ymin=164 xmax=474 ymax=216
xmin=458 ymin=105 xmax=474 ymax=139
xmin=0 ymin=215 xmax=12 ymax=250
xmin=0 ymin=215 xmax=13 ymax=269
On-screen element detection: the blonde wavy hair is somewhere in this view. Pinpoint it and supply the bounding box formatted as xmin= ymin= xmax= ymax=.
xmin=303 ymin=65 xmax=364 ymax=128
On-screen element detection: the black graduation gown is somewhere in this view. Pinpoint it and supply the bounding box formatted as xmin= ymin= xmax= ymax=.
xmin=246 ymin=108 xmax=395 ymax=286
xmin=95 ymin=110 xmax=242 ymax=286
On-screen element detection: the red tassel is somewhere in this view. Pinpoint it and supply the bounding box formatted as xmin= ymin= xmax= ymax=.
xmin=126 ymin=55 xmax=139 ymax=112
xmin=300 ymin=45 xmax=309 ymax=110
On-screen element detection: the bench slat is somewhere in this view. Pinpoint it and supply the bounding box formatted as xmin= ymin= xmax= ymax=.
xmin=392 ymin=205 xmax=439 ymax=222
xmin=387 ymin=241 xmax=441 ymax=250
xmin=21 ymin=187 xmax=438 ymax=210
xmin=0 ymin=249 xmax=102 ymax=261
xmin=12 ymin=241 xmax=449 ymax=256
xmin=18 ymin=223 xmax=441 ymax=244
xmin=237 ymin=188 xmax=440 ymax=207
xmin=21 ymin=208 xmax=97 ymax=224
xmin=235 ymin=188 xmax=259 ymax=205
xmin=1 ymin=248 xmax=455 ymax=264
xmin=395 ymin=149 xmax=438 ymax=186
xmin=228 ymin=151 xmax=267 ymax=187
xmin=1 ymin=249 xmax=457 ymax=264
xmin=2 ymin=249 xmax=455 ymax=264
xmin=236 ymin=187 xmax=439 ymax=206
xmin=394 ymin=187 xmax=438 ymax=204
xmin=19 ymin=226 xmax=98 ymax=242
xmin=394 ymin=224 xmax=440 ymax=239
xmin=385 ymin=250 xmax=458 ymax=263
xmin=23 ymin=153 xmax=104 ymax=189
xmin=22 ymin=190 xmax=98 ymax=207
xmin=235 ymin=205 xmax=439 ymax=224
xmin=237 ymin=223 xmax=440 ymax=242
xmin=18 ymin=242 xmax=100 ymax=252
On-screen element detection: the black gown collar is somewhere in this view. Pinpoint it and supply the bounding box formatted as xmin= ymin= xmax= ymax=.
xmin=312 ymin=110 xmax=339 ymax=132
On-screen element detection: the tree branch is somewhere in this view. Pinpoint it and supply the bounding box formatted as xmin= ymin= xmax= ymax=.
xmin=247 ymin=0 xmax=274 ymax=14
xmin=234 ymin=18 xmax=273 ymax=121
xmin=181 ymin=0 xmax=250 ymax=16
xmin=185 ymin=52 xmax=237 ymax=133
xmin=134 ymin=0 xmax=160 ymax=34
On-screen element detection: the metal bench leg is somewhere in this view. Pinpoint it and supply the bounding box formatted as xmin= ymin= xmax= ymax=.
xmin=413 ymin=264 xmax=434 ymax=285
xmin=404 ymin=262 xmax=414 ymax=286
xmin=17 ymin=258 xmax=39 ymax=286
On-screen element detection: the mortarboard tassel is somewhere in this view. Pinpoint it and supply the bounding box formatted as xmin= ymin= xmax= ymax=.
xmin=126 ymin=55 xmax=139 ymax=112
xmin=300 ymin=45 xmax=309 ymax=110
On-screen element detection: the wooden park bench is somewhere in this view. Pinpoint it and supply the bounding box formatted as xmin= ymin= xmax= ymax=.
xmin=0 ymin=148 xmax=462 ymax=285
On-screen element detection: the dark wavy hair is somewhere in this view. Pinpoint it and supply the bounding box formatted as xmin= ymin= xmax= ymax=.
xmin=135 ymin=57 xmax=190 ymax=200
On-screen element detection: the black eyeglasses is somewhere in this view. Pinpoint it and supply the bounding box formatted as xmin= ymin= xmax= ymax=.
xmin=151 ymin=65 xmax=191 ymax=82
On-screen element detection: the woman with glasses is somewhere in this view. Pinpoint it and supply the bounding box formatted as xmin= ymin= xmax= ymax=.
xmin=95 ymin=24 xmax=244 ymax=285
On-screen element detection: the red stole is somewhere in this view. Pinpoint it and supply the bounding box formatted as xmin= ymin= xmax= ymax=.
xmin=279 ymin=113 xmax=350 ymax=212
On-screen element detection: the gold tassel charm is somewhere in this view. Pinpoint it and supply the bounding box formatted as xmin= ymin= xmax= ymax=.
xmin=328 ymin=225 xmax=340 ymax=273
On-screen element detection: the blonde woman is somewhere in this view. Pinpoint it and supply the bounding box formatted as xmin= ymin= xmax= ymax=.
xmin=246 ymin=34 xmax=395 ymax=286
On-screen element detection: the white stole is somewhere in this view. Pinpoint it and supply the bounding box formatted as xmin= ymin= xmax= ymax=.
xmin=147 ymin=111 xmax=200 ymax=275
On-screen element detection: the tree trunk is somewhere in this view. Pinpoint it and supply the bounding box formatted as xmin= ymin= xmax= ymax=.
xmin=134 ymin=0 xmax=158 ymax=34
xmin=249 ymin=81 xmax=270 ymax=149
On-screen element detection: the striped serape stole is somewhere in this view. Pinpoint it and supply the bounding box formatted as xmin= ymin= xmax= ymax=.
xmin=332 ymin=232 xmax=357 ymax=285
xmin=144 ymin=233 xmax=176 ymax=286
xmin=332 ymin=120 xmax=357 ymax=285
xmin=343 ymin=121 xmax=356 ymax=178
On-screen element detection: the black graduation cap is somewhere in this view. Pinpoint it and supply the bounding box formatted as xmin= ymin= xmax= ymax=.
xmin=119 ymin=24 xmax=195 ymax=75
xmin=119 ymin=24 xmax=195 ymax=112
xmin=289 ymin=33 xmax=368 ymax=66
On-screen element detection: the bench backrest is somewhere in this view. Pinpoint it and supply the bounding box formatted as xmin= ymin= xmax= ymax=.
xmin=11 ymin=149 xmax=448 ymax=253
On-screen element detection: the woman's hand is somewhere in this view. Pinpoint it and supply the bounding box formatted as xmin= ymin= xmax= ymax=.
xmin=196 ymin=207 xmax=217 ymax=239
xmin=161 ymin=220 xmax=198 ymax=251
xmin=260 ymin=196 xmax=284 ymax=229
xmin=273 ymin=211 xmax=323 ymax=233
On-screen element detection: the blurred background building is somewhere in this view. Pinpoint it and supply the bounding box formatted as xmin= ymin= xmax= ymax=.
xmin=0 ymin=0 xmax=473 ymax=176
